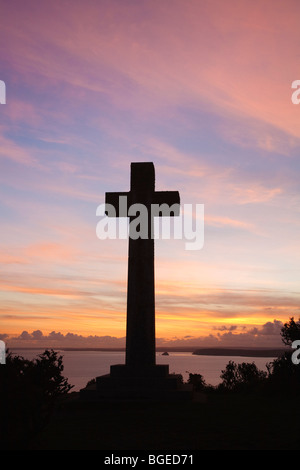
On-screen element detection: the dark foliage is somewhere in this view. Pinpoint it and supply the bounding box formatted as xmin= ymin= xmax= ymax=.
xmin=265 ymin=351 xmax=300 ymax=394
xmin=0 ymin=349 xmax=73 ymax=449
xmin=187 ymin=373 xmax=207 ymax=392
xmin=218 ymin=360 xmax=267 ymax=392
xmin=280 ymin=316 xmax=300 ymax=346
xmin=215 ymin=317 xmax=300 ymax=395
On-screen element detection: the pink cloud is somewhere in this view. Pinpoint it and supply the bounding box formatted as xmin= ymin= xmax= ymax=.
xmin=2 ymin=0 xmax=299 ymax=139
xmin=205 ymin=215 xmax=256 ymax=232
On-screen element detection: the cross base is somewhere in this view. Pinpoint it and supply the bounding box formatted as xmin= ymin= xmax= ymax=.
xmin=80 ymin=363 xmax=193 ymax=402
xmin=109 ymin=363 xmax=170 ymax=378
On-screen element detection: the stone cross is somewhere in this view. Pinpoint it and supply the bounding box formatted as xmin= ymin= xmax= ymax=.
xmin=105 ymin=162 xmax=180 ymax=370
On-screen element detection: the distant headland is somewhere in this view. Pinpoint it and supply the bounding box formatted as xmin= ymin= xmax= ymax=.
xmin=10 ymin=346 xmax=288 ymax=358
xmin=192 ymin=347 xmax=287 ymax=357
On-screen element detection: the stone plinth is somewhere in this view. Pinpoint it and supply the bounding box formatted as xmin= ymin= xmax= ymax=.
xmin=80 ymin=363 xmax=193 ymax=401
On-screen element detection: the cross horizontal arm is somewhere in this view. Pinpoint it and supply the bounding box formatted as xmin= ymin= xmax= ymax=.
xmin=105 ymin=190 xmax=180 ymax=217
xmin=105 ymin=192 xmax=131 ymax=217
xmin=152 ymin=191 xmax=180 ymax=217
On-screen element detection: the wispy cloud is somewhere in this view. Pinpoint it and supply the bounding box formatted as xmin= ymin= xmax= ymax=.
xmin=0 ymin=132 xmax=39 ymax=167
xmin=2 ymin=0 xmax=299 ymax=135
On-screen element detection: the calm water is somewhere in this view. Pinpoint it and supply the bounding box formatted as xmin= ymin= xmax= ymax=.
xmin=10 ymin=349 xmax=275 ymax=391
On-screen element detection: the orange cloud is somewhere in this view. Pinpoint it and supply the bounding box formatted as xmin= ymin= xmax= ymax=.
xmin=0 ymin=282 xmax=83 ymax=298
xmin=25 ymin=242 xmax=78 ymax=262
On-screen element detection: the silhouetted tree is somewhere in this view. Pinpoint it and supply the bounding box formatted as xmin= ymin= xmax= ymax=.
xmin=219 ymin=360 xmax=237 ymax=391
xmin=218 ymin=318 xmax=300 ymax=395
xmin=266 ymin=351 xmax=300 ymax=395
xmin=219 ymin=360 xmax=267 ymax=392
xmin=0 ymin=349 xmax=73 ymax=449
xmin=280 ymin=316 xmax=300 ymax=346
xmin=187 ymin=373 xmax=206 ymax=391
xmin=170 ymin=372 xmax=184 ymax=385
xmin=260 ymin=316 xmax=300 ymax=394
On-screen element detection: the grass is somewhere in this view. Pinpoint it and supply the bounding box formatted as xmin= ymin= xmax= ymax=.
xmin=29 ymin=391 xmax=300 ymax=450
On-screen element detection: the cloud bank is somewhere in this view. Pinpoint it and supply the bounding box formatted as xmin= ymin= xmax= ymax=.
xmin=1 ymin=319 xmax=285 ymax=349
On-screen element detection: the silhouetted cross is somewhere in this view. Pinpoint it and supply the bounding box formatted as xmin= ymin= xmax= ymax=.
xmin=105 ymin=162 xmax=180 ymax=368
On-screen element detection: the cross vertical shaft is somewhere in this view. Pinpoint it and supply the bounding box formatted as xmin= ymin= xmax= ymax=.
xmin=126 ymin=163 xmax=156 ymax=368
xmin=105 ymin=162 xmax=180 ymax=371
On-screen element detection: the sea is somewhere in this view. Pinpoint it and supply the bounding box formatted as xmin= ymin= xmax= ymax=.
xmin=9 ymin=349 xmax=277 ymax=391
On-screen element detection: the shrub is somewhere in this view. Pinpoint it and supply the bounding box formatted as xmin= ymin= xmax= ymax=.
xmin=187 ymin=373 xmax=207 ymax=392
xmin=219 ymin=360 xmax=267 ymax=392
xmin=266 ymin=351 xmax=300 ymax=394
xmin=0 ymin=349 xmax=73 ymax=449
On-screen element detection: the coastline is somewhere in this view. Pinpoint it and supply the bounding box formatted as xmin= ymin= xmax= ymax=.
xmin=9 ymin=346 xmax=288 ymax=358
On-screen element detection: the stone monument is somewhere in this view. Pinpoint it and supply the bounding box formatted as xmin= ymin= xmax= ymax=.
xmin=80 ymin=162 xmax=192 ymax=400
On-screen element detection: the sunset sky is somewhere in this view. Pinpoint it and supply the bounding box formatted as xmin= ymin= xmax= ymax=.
xmin=1 ymin=0 xmax=300 ymax=349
